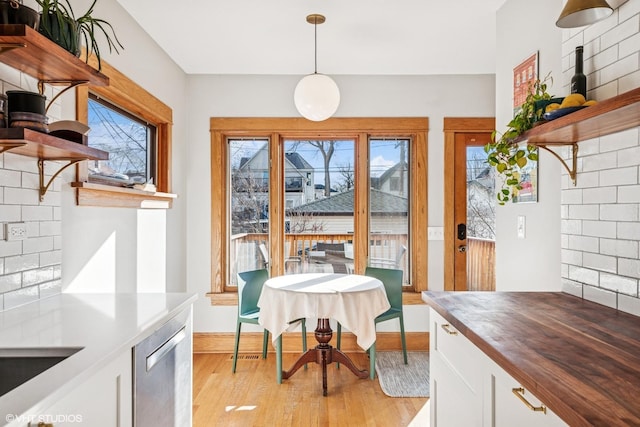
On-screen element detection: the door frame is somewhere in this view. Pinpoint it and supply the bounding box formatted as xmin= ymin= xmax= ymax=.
xmin=443 ymin=117 xmax=495 ymax=291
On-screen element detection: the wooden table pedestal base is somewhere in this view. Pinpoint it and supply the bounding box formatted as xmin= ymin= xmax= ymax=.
xmin=282 ymin=318 xmax=368 ymax=396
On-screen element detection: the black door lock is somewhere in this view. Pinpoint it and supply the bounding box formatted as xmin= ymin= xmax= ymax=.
xmin=457 ymin=223 xmax=466 ymax=240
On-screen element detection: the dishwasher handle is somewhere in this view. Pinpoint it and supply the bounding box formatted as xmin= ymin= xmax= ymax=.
xmin=146 ymin=326 xmax=187 ymax=372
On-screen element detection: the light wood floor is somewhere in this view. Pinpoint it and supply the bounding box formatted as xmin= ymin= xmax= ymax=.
xmin=193 ymin=352 xmax=428 ymax=426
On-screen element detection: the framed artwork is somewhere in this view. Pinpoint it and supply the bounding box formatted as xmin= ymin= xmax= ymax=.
xmin=513 ymin=52 xmax=539 ymax=115
xmin=512 ymin=52 xmax=539 ymax=203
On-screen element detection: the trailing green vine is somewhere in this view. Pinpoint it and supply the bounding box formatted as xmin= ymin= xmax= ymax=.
xmin=485 ymin=73 xmax=554 ymax=205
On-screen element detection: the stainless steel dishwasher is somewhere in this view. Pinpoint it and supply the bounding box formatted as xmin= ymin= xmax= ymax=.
xmin=134 ymin=307 xmax=192 ymax=427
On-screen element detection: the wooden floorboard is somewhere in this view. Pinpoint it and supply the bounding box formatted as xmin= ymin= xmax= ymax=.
xmin=193 ymin=352 xmax=428 ymax=426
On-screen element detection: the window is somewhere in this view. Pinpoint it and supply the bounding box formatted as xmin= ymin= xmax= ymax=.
xmin=75 ymin=58 xmax=173 ymax=200
xmin=87 ymin=95 xmax=157 ymax=186
xmin=210 ymin=118 xmax=428 ymax=300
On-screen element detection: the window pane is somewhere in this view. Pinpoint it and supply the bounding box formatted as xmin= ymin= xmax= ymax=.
xmin=87 ymin=96 xmax=156 ymax=185
xmin=284 ymin=140 xmax=355 ymax=275
xmin=229 ymin=139 xmax=270 ymax=285
xmin=369 ymin=139 xmax=410 ymax=285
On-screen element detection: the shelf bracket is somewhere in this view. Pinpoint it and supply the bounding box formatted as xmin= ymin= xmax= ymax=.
xmin=38 ymin=80 xmax=90 ymax=113
xmin=537 ymin=143 xmax=578 ymax=186
xmin=38 ymin=158 xmax=82 ymax=202
xmin=0 ymin=142 xmax=27 ymax=155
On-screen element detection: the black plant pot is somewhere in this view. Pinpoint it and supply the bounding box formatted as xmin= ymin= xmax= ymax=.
xmin=6 ymin=90 xmax=46 ymax=115
xmin=0 ymin=0 xmax=39 ymax=30
xmin=38 ymin=12 xmax=81 ymax=57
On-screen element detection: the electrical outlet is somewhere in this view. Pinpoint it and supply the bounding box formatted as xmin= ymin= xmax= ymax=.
xmin=5 ymin=222 xmax=27 ymax=241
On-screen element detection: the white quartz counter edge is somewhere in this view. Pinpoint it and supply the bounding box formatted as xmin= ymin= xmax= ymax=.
xmin=0 ymin=292 xmax=197 ymax=425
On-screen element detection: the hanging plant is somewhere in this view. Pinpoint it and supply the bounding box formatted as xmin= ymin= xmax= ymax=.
xmin=484 ymin=73 xmax=556 ymax=205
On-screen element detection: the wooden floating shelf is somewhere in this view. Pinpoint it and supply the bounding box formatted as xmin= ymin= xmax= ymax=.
xmin=0 ymin=24 xmax=108 ymax=87
xmin=516 ymin=86 xmax=640 ymax=146
xmin=0 ymin=127 xmax=108 ymax=160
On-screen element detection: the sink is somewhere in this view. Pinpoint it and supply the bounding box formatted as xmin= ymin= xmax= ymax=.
xmin=0 ymin=347 xmax=83 ymax=397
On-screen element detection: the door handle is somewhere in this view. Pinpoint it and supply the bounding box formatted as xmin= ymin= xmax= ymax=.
xmin=146 ymin=326 xmax=187 ymax=372
xmin=458 ymin=245 xmax=466 ymax=253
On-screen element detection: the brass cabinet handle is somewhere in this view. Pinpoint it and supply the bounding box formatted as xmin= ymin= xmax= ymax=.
xmin=512 ymin=387 xmax=547 ymax=414
xmin=441 ymin=324 xmax=458 ymax=335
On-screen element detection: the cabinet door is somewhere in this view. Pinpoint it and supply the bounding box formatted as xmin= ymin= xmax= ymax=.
xmin=430 ymin=309 xmax=484 ymax=427
xmin=32 ymin=349 xmax=132 ymax=427
xmin=491 ymin=361 xmax=566 ymax=427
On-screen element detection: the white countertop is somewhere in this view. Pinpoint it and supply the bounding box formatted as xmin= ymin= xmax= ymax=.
xmin=0 ymin=292 xmax=197 ymax=425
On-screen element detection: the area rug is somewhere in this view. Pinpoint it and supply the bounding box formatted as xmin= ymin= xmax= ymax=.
xmin=375 ymin=351 xmax=430 ymax=398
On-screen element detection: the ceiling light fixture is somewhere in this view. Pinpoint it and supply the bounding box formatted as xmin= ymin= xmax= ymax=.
xmin=556 ymin=0 xmax=613 ymax=28
xmin=294 ymin=14 xmax=340 ymax=122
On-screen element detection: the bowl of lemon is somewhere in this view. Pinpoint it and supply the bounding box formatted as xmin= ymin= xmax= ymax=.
xmin=542 ymin=94 xmax=597 ymax=121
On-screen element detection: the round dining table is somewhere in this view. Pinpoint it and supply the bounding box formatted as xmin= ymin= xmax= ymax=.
xmin=258 ymin=273 xmax=390 ymax=396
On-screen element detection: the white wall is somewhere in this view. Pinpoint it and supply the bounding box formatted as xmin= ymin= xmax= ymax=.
xmin=494 ymin=0 xmax=564 ymax=291
xmin=56 ymin=0 xmax=188 ymax=294
xmin=185 ymin=74 xmax=496 ymax=333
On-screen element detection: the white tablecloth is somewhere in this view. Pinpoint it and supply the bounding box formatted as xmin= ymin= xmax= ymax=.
xmin=257 ymin=273 xmax=390 ymax=350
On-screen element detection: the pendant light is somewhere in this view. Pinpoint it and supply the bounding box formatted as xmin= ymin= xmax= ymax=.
xmin=556 ymin=0 xmax=613 ymax=28
xmin=294 ymin=14 xmax=340 ymax=122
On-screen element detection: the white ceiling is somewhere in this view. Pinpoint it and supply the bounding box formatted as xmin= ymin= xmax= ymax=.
xmin=115 ymin=0 xmax=508 ymax=76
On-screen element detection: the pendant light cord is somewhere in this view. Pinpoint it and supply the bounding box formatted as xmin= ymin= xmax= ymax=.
xmin=314 ymin=18 xmax=318 ymax=74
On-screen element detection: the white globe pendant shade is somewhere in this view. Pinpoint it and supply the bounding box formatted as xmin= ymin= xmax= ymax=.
xmin=294 ymin=73 xmax=340 ymax=122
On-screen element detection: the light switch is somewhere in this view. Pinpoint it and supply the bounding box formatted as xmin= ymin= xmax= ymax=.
xmin=517 ymin=215 xmax=526 ymax=239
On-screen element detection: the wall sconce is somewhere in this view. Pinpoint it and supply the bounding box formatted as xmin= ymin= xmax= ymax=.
xmin=294 ymin=14 xmax=340 ymax=122
xmin=556 ymin=0 xmax=613 ymax=28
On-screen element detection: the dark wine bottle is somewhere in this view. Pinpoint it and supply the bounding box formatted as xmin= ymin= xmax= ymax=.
xmin=571 ymin=46 xmax=586 ymax=98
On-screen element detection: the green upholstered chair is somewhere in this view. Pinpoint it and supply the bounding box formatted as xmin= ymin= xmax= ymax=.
xmin=336 ymin=266 xmax=407 ymax=379
xmin=232 ymin=269 xmax=307 ymax=383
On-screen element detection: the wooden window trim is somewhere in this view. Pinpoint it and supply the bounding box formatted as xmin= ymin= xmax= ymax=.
xmin=74 ymin=56 xmax=175 ymax=208
xmin=208 ymin=117 xmax=428 ymax=305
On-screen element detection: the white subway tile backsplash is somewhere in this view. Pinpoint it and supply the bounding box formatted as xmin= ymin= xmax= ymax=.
xmin=569 ymin=265 xmax=600 ymax=285
xmin=620 ymin=68 xmax=640 ymax=93
xmin=21 ymin=206 xmax=53 ymax=221
xmin=601 ymin=52 xmax=640 ymax=82
xmin=562 ymin=249 xmax=584 ymax=265
xmin=590 ymin=80 xmax=619 ymax=100
xmin=0 ymin=273 xmax=21 ymax=293
xmin=583 ymin=284 xmax=618 ymax=308
xmin=0 ymin=241 xmax=22 ymax=258
xmin=2 ymin=153 xmax=39 ymax=174
xmin=561 ymin=188 xmax=584 ymax=204
xmin=619 ymin=258 xmax=640 ymax=279
xmin=601 ymin=238 xmax=639 ymax=258
xmin=561 ymin=279 xmax=583 ymax=297
xmin=39 ymin=280 xmax=61 ymax=299
xmin=600 ymin=203 xmax=639 ymax=221
xmin=583 ymin=152 xmax=618 ymax=171
xmin=0 ymin=170 xmax=21 ymax=187
xmin=589 ymin=46 xmax=620 ymax=73
xmin=22 ymin=237 xmax=54 ymax=255
xmin=584 ymin=220 xmax=618 ymax=238
xmin=0 ymin=205 xmax=21 ymax=222
xmin=3 ymin=286 xmax=38 ymax=311
xmin=583 ymin=186 xmax=618 ymax=204
xmin=40 ymin=250 xmax=61 ymax=267
xmin=618 ymin=146 xmax=640 ymax=167
xmin=619 ymin=293 xmax=640 ymax=315
xmin=618 ymin=221 xmax=640 ymax=239
xmin=584 ymin=252 xmax=618 ymax=272
xmin=576 ymin=171 xmax=601 ymax=188
xmin=3 ymin=187 xmax=40 ymax=205
xmin=601 ymin=272 xmax=639 ymax=295
xmin=569 ymin=205 xmax=600 ymax=220
xmin=618 ymin=184 xmax=640 ymax=202
xmin=619 ymin=0 xmax=640 ymax=22
xmin=600 ymin=127 xmax=639 ymax=152
xmin=601 ymin=13 xmax=640 ymax=49
xmin=22 ymin=267 xmax=54 ymax=286
xmin=620 ymin=32 xmax=640 ymax=58
xmin=569 ymin=235 xmax=600 ymax=252
xmin=4 ymin=254 xmax=39 ymax=274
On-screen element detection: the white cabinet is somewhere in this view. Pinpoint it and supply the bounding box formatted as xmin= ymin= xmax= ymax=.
xmin=30 ymin=349 xmax=132 ymax=427
xmin=429 ymin=308 xmax=566 ymax=427
xmin=430 ymin=309 xmax=484 ymax=427
xmin=490 ymin=359 xmax=565 ymax=427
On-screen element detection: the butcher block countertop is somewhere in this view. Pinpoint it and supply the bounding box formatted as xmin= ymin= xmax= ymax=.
xmin=422 ymin=291 xmax=640 ymax=427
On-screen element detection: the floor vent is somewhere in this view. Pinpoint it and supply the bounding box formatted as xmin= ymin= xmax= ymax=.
xmin=229 ymin=354 xmax=261 ymax=361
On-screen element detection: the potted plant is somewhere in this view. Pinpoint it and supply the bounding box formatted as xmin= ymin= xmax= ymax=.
xmin=484 ymin=73 xmax=557 ymax=205
xmin=35 ymin=0 xmax=123 ymax=70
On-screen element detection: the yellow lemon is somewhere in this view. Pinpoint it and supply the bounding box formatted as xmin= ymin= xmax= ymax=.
xmin=545 ymin=103 xmax=561 ymax=112
xmin=583 ymin=100 xmax=597 ymax=106
xmin=560 ymin=93 xmax=586 ymax=108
